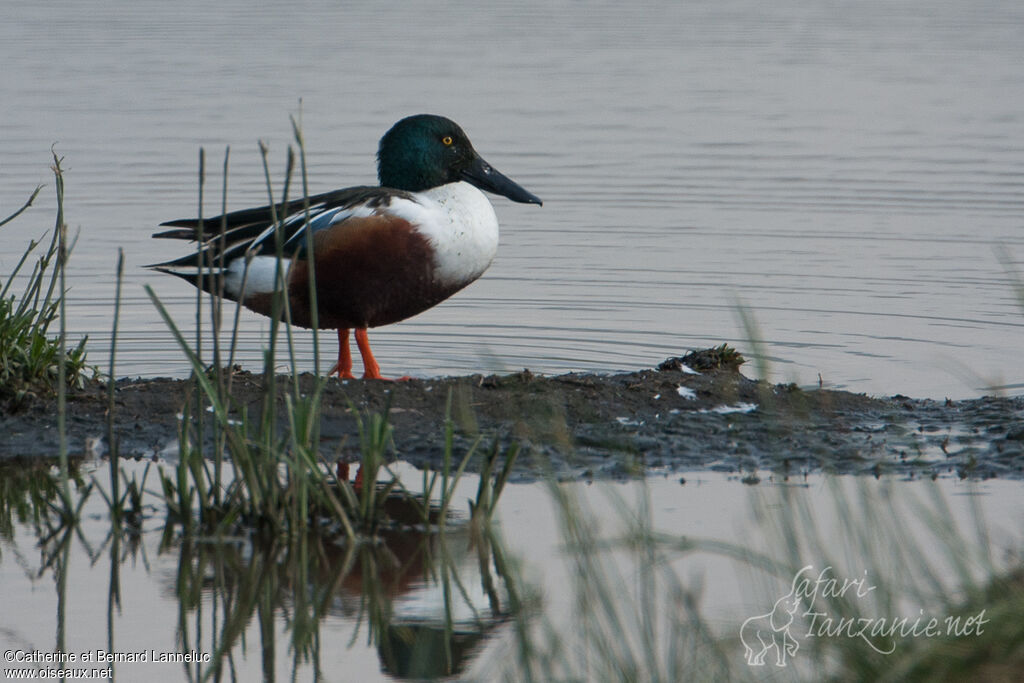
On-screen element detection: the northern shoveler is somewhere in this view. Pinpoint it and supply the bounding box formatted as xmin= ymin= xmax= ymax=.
xmin=151 ymin=114 xmax=542 ymax=379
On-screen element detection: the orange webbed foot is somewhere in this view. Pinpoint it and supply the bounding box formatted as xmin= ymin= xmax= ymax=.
xmin=354 ymin=328 xmax=413 ymax=381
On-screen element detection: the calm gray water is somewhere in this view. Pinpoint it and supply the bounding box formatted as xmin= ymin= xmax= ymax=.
xmin=2 ymin=0 xmax=1023 ymax=398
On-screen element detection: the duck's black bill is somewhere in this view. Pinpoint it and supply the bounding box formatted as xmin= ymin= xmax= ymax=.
xmin=461 ymin=156 xmax=542 ymax=206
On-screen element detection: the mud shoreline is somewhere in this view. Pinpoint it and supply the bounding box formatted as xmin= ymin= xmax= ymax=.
xmin=2 ymin=350 xmax=1022 ymax=481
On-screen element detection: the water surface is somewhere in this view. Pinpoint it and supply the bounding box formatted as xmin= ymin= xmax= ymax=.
xmin=2 ymin=0 xmax=1023 ymax=398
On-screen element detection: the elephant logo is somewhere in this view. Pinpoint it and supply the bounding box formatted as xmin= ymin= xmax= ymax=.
xmin=740 ymin=575 xmax=803 ymax=667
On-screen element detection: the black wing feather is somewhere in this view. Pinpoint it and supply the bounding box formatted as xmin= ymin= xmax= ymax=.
xmin=148 ymin=186 xmax=414 ymax=270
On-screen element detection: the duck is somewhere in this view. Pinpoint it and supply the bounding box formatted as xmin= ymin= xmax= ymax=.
xmin=150 ymin=114 xmax=542 ymax=379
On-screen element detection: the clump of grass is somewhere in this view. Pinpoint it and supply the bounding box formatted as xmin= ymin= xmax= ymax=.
xmin=144 ymin=134 xmax=354 ymax=540
xmin=469 ymin=438 xmax=520 ymax=527
xmin=0 ymin=182 xmax=93 ymax=405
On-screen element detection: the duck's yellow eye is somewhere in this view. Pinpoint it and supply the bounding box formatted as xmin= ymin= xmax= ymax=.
xmin=442 ymin=135 xmax=453 ymax=146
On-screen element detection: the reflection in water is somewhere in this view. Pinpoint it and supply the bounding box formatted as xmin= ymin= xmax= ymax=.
xmin=170 ymin=526 xmax=516 ymax=680
xmin=0 ymin=459 xmax=522 ymax=681
xmin=1 ymin=459 xmax=1021 ymax=681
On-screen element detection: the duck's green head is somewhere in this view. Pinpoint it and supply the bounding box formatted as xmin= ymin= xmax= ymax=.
xmin=377 ymin=114 xmax=542 ymax=205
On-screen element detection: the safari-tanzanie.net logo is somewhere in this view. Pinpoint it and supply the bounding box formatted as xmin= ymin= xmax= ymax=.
xmin=740 ymin=565 xmax=989 ymax=667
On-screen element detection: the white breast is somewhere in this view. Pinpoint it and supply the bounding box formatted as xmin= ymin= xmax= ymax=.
xmin=388 ymin=182 xmax=500 ymax=288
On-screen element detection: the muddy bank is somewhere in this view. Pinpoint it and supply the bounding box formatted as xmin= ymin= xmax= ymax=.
xmin=2 ymin=349 xmax=1022 ymax=480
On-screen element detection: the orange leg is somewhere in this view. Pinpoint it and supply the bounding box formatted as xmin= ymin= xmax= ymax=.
xmin=328 ymin=328 xmax=356 ymax=379
xmin=354 ymin=328 xmax=384 ymax=380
